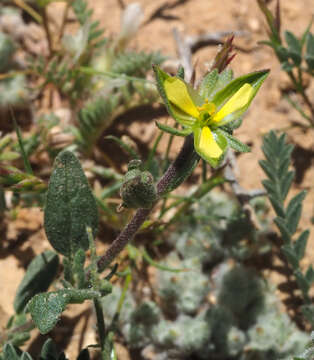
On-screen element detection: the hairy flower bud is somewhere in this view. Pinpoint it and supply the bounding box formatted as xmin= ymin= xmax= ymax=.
xmin=119 ymin=160 xmax=157 ymax=209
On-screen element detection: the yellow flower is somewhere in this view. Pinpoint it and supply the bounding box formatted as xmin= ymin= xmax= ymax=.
xmin=154 ymin=66 xmax=269 ymax=166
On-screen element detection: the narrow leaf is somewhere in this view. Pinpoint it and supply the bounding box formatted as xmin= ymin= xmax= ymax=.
xmin=105 ymin=135 xmax=140 ymax=159
xmin=305 ymin=265 xmax=314 ymax=284
xmin=293 ymin=230 xmax=309 ymax=260
xmin=269 ymin=195 xmax=285 ymax=217
xmin=281 ymin=244 xmax=299 ymax=269
xmin=280 ymin=170 xmax=294 ymax=201
xmin=155 ymin=121 xmax=192 ymax=136
xmin=285 ymin=31 xmax=301 ymax=51
xmin=274 ymin=217 xmax=291 ymax=244
xmin=286 ymin=203 xmax=301 ymax=234
xmin=294 ymin=269 xmax=310 ymax=294
xmin=259 ymin=159 xmax=277 ymax=182
xmin=286 ymin=190 xmax=307 ymax=219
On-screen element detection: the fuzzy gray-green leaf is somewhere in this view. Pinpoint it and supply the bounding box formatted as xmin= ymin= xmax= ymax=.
xmin=28 ymin=289 xmax=100 ymax=334
xmin=14 ymin=251 xmax=59 ymax=313
xmin=44 ymin=151 xmax=98 ymax=257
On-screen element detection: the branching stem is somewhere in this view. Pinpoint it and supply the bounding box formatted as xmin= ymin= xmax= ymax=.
xmin=97 ymin=134 xmax=197 ymax=272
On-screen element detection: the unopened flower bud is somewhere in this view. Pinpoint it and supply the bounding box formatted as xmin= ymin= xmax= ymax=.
xmin=120 ymin=161 xmax=157 ymax=209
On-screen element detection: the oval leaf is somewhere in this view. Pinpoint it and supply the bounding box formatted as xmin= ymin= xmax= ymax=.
xmin=28 ymin=289 xmax=99 ymax=334
xmin=44 ymin=151 xmax=98 ymax=257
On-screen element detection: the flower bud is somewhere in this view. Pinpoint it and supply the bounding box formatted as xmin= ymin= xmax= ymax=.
xmin=120 ymin=161 xmax=157 ymax=209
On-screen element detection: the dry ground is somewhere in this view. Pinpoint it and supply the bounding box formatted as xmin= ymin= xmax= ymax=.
xmin=1 ymin=0 xmax=314 ymax=358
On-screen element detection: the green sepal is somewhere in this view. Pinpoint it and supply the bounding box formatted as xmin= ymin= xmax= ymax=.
xmin=28 ymin=289 xmax=100 ymax=334
xmin=212 ymin=69 xmax=270 ymax=109
xmin=204 ymin=69 xmax=233 ymax=101
xmin=176 ymin=66 xmax=185 ymax=79
xmin=14 ymin=251 xmax=59 ymax=314
xmin=155 ymin=121 xmax=192 ymax=137
xmin=199 ymin=69 xmax=219 ymax=99
xmin=44 ymin=150 xmax=98 ymax=257
xmin=216 ymin=129 xmax=251 ymax=153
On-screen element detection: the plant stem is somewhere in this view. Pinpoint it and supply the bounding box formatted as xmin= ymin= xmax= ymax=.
xmin=42 ymin=7 xmax=53 ymax=56
xmin=93 ymin=298 xmax=106 ymax=351
xmin=97 ymin=134 xmax=198 ymax=272
xmin=287 ymin=70 xmax=314 ymax=124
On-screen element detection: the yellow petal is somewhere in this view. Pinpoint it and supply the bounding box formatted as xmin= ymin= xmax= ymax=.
xmin=198 ymin=126 xmax=223 ymax=159
xmin=213 ymin=83 xmax=254 ymax=123
xmin=164 ymin=77 xmax=199 ymax=118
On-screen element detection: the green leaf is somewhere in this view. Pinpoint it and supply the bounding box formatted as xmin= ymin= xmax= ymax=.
xmin=286 ymin=190 xmax=307 ymax=231
xmin=305 ymin=265 xmax=314 ymax=284
xmin=281 ymin=61 xmax=294 ymax=72
xmin=281 ymin=244 xmax=299 ymax=269
xmin=262 ymin=179 xmax=277 ymax=197
xmin=40 ymin=338 xmax=59 ymax=360
xmin=274 ymin=217 xmax=291 ymax=244
xmin=14 ymin=251 xmax=59 ymax=313
xmin=105 ymin=135 xmax=140 ymax=159
xmin=293 ymin=230 xmax=309 ymax=260
xmin=280 ymin=170 xmax=294 ymax=201
xmin=301 ymin=304 xmax=314 ymax=326
xmin=155 ymin=122 xmax=192 ymax=136
xmin=212 ymin=69 xmax=270 ymax=108
xmin=305 ymin=32 xmax=314 ymax=69
xmin=286 ymin=203 xmax=301 ymax=234
xmin=3 ymin=343 xmax=20 ymax=360
xmin=21 ymin=353 xmax=33 ymax=360
xmin=285 ymin=31 xmax=302 ymax=66
xmin=276 ymin=45 xmax=290 ymax=62
xmin=28 ymin=289 xmax=100 ymax=334
xmin=269 ymin=195 xmax=285 ymax=217
xmin=216 ymin=129 xmax=251 ymax=153
xmin=301 ymin=18 xmax=313 ymax=47
xmin=259 ymin=160 xmax=277 ymax=182
xmin=44 ymin=151 xmax=98 ymax=257
xmin=294 ymin=269 xmax=310 ymax=294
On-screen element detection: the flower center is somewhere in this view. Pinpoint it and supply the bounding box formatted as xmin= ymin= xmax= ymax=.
xmin=197 ymin=100 xmax=216 ymax=126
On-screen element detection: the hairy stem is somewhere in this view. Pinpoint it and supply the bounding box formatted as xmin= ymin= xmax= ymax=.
xmin=97 ymin=134 xmax=197 ymax=272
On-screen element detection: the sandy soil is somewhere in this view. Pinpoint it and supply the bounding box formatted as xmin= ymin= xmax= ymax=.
xmin=1 ymin=0 xmax=314 ymax=358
